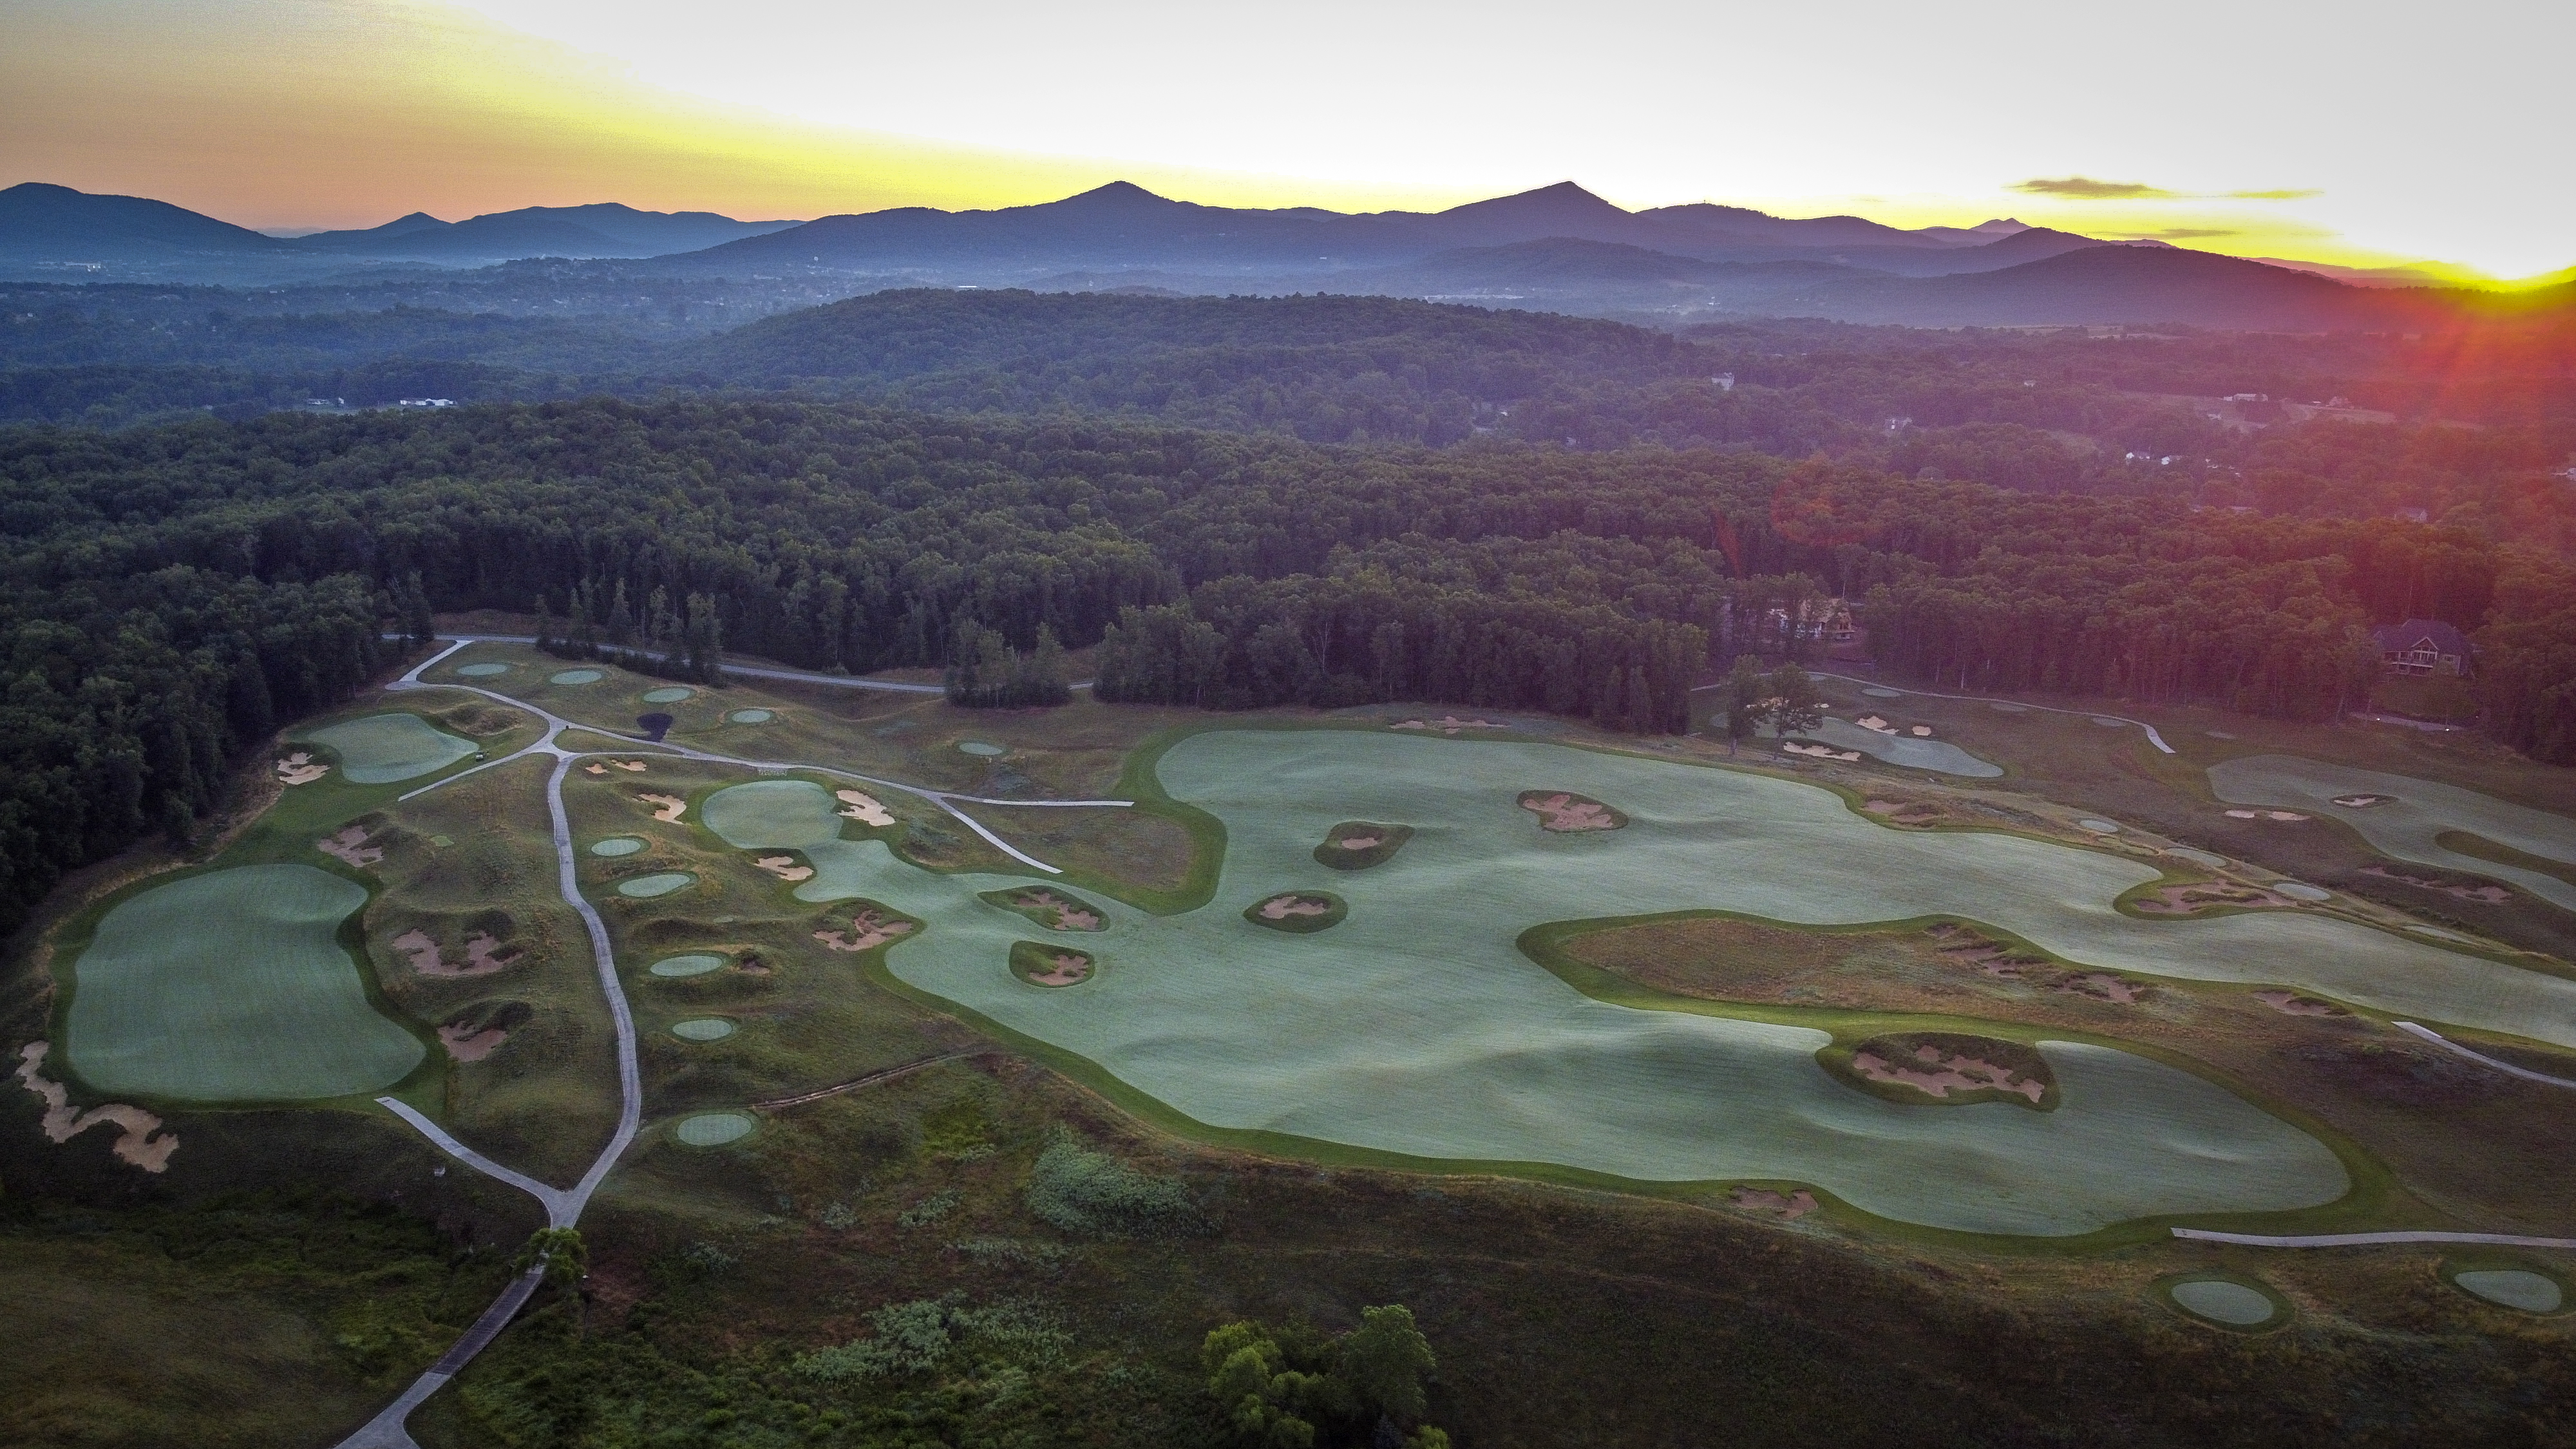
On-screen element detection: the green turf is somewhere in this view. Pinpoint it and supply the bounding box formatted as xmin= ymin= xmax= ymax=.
xmin=2164 ymin=1276 xmax=2282 ymax=1327
xmin=616 ymin=873 xmax=696 ymax=898
xmin=61 ymin=864 xmax=424 ymax=1101
xmin=1796 ymin=717 xmax=2002 ymax=777
xmin=830 ymin=728 xmax=2371 ymax=1235
xmin=728 ymin=708 xmax=775 ymax=723
xmin=700 ymin=778 xmax=880 ymax=901
xmin=672 ymin=1018 xmax=737 ymax=1041
xmin=549 ymin=668 xmax=603 ymax=685
xmin=641 ymin=687 xmax=696 ymax=703
xmin=296 ymin=713 xmax=476 ymax=784
xmin=455 ymin=662 xmax=513 ymax=677
xmin=649 ymin=954 xmax=726 ymax=977
xmin=589 ymin=837 xmax=647 ymax=857
xmin=2453 ymin=1269 xmax=2562 ymax=1312
xmin=675 ymin=1112 xmax=755 ymax=1145
xmin=2210 ymin=754 xmax=2576 ymax=911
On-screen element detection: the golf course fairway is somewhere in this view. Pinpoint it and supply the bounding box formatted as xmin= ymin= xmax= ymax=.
xmin=717 ymin=728 xmax=2407 ymax=1235
xmin=299 ymin=712 xmax=477 ymax=784
xmin=2210 ymin=754 xmax=2576 ymax=911
xmin=62 ymin=864 xmax=424 ymax=1100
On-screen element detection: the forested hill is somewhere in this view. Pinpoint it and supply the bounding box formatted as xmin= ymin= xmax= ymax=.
xmin=7 ymin=396 xmax=2575 ymax=931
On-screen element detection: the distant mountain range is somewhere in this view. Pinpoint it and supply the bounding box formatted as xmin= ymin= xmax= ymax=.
xmin=0 ymin=178 xmax=2482 ymax=330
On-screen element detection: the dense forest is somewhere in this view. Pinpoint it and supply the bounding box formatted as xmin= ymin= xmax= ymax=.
xmin=5 ymin=391 xmax=2575 ymax=933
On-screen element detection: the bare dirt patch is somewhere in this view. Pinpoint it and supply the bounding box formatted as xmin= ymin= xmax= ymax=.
xmin=274 ymin=752 xmax=329 ymax=786
xmin=814 ymin=907 xmax=916 ymax=953
xmin=836 ymin=789 xmax=896 ymax=827
xmin=753 ymin=855 xmax=816 ymax=882
xmin=437 ymin=1001 xmax=531 ymax=1062
xmin=638 ymin=793 xmax=687 ymax=822
xmin=1009 ymin=939 xmax=1096 ymax=987
xmin=1927 ymin=923 xmax=2146 ymax=1002
xmin=1862 ymin=799 xmax=1944 ymax=828
xmin=1519 ymin=790 xmax=1627 ymax=832
xmin=1242 ymin=890 xmax=1349 ymax=933
xmin=985 ymin=888 xmax=1104 ymax=931
xmin=390 ymin=928 xmax=518 ymax=978
xmin=14 ymin=1042 xmax=176 ymax=1171
xmin=316 ymin=825 xmax=383 ymax=869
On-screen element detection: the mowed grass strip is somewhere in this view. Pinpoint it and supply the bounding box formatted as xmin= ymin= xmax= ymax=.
xmin=64 ymin=864 xmax=424 ymax=1101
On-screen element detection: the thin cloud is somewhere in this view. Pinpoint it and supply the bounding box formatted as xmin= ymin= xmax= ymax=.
xmin=2228 ymin=187 xmax=2323 ymax=200
xmin=2009 ymin=176 xmax=2178 ymax=200
xmin=2119 ymin=228 xmax=2239 ymax=240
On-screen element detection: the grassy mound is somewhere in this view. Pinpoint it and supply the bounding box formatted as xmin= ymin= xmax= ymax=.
xmin=1009 ymin=940 xmax=1096 ymax=987
xmin=1023 ymin=1137 xmax=1204 ymax=1237
xmin=1314 ymin=821 xmax=1413 ymax=869
xmin=1242 ymin=891 xmax=1348 ymax=933
xmin=1824 ymin=1032 xmax=2058 ymax=1110
xmin=980 ymin=886 xmax=1109 ymax=931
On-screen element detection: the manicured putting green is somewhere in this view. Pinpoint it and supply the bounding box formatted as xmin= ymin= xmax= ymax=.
xmin=549 ymin=668 xmax=603 ymax=685
xmin=2454 ymin=1269 xmax=2562 ymax=1312
xmin=958 ymin=739 xmax=1008 ymax=757
xmin=675 ymin=1112 xmax=755 ymax=1146
xmin=456 ymin=662 xmax=512 ymax=677
xmin=642 ymin=687 xmax=694 ymax=703
xmin=2211 ymin=754 xmax=2576 ymax=911
xmin=299 ymin=714 xmax=475 ymax=784
xmin=64 ymin=864 xmax=424 ymax=1100
xmin=728 ymin=708 xmax=775 ymax=723
xmin=672 ymin=1018 xmax=737 ymax=1041
xmin=858 ymin=729 xmax=2378 ymax=1234
xmin=2166 ymin=1278 xmax=2280 ymax=1326
xmin=649 ymin=953 xmax=726 ymax=977
xmin=702 ymin=779 xmax=877 ymax=902
xmin=616 ymin=872 xmax=695 ymax=898
xmin=1805 ymin=717 xmax=2002 ymax=777
xmin=2166 ymin=847 xmax=2228 ymax=869
xmin=589 ymin=837 xmax=647 ymax=857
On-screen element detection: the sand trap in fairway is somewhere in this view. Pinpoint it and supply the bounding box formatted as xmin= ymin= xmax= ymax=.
xmin=638 ymin=793 xmax=686 ymax=822
xmin=2132 ymin=883 xmax=2302 ymax=916
xmin=990 ymin=888 xmax=1103 ymax=931
xmin=275 ymin=752 xmax=330 ymax=786
xmin=642 ymin=687 xmax=694 ymax=703
xmin=301 ymin=714 xmax=475 ymax=784
xmin=1783 ymin=741 xmax=1864 ymax=761
xmin=676 ymin=1112 xmax=755 ymax=1146
xmin=1520 ymin=790 xmax=1626 ymax=831
xmin=815 ymin=909 xmax=915 ymax=952
xmin=2454 ymin=1270 xmax=2563 ymax=1313
xmin=317 ymin=825 xmax=383 ymax=868
xmin=439 ymin=1023 xmax=511 ymax=1061
xmin=2254 ymin=990 xmax=2344 ymax=1018
xmin=617 ymin=873 xmax=695 ymax=898
xmin=1011 ymin=940 xmax=1095 ymax=987
xmin=2334 ymin=793 xmax=2394 ymax=808
xmin=1731 ymin=1187 xmax=1819 ymax=1218
xmin=456 ymin=663 xmax=511 ymax=677
xmin=673 ymin=1018 xmax=737 ymax=1041
xmin=754 ymin=855 xmax=815 ymax=882
xmin=1850 ymin=1041 xmax=2047 ymax=1104
xmin=2213 ymin=754 xmax=2576 ymax=914
xmin=836 ymin=790 xmax=895 ymax=826
xmin=2168 ymin=1278 xmax=2280 ymax=1327
xmin=392 ymin=929 xmax=515 ymax=978
xmin=1262 ymin=896 xmax=1331 ymax=919
xmin=550 ymin=668 xmax=603 ymax=685
xmin=649 ymin=953 xmax=726 ymax=977
xmin=730 ymin=708 xmax=775 ymax=723
xmin=15 ymin=1043 xmax=177 ymax=1171
xmin=2224 ymin=808 xmax=2309 ymax=822
xmin=1801 ymin=717 xmax=2002 ymax=777
xmin=589 ymin=837 xmax=647 ymax=857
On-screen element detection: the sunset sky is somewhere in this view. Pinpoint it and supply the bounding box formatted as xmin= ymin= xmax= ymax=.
xmin=5 ymin=0 xmax=2567 ymax=278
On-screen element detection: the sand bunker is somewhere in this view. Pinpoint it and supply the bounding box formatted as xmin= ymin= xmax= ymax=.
xmin=1783 ymin=741 xmax=1864 ymax=761
xmin=835 ymin=790 xmax=896 ymax=827
xmin=987 ymin=888 xmax=1104 ymax=931
xmin=2360 ymin=866 xmax=2514 ymax=904
xmin=2253 ymin=990 xmax=2345 ymax=1018
xmin=2224 ymin=808 xmax=2310 ymax=822
xmin=1317 ymin=821 xmax=1413 ymax=869
xmin=275 ymin=752 xmax=330 ymax=786
xmin=1926 ymin=925 xmax=2145 ymax=1003
xmin=2132 ymin=882 xmax=2304 ymax=916
xmin=1844 ymin=1034 xmax=2052 ymax=1106
xmin=2453 ymin=1269 xmax=2564 ymax=1312
xmin=14 ymin=1043 xmax=177 ymax=1171
xmin=754 ymin=855 xmax=816 ymax=882
xmin=1392 ymin=715 xmax=1506 ymax=735
xmin=1519 ymin=790 xmax=1627 ymax=832
xmin=814 ymin=908 xmax=916 ymax=952
xmin=1245 ymin=891 xmax=1347 ymax=933
xmin=439 ymin=1023 xmax=510 ymax=1061
xmin=611 ymin=759 xmax=647 ymax=772
xmin=1731 ymin=1187 xmax=1819 ymax=1220
xmin=316 ymin=825 xmax=383 ymax=868
xmin=676 ymin=1112 xmax=755 ymax=1146
xmin=390 ymin=928 xmax=516 ymax=978
xmin=638 ymin=793 xmax=687 ymax=822
xmin=1857 ymin=715 xmax=1893 ymax=732
xmin=1011 ymin=940 xmax=1095 ymax=987
xmin=2333 ymin=793 xmax=2395 ymax=808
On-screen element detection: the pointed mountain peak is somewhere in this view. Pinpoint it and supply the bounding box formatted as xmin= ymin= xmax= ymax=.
xmin=1054 ymin=181 xmax=1181 ymax=209
xmin=1439 ymin=181 xmax=1628 ymax=220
